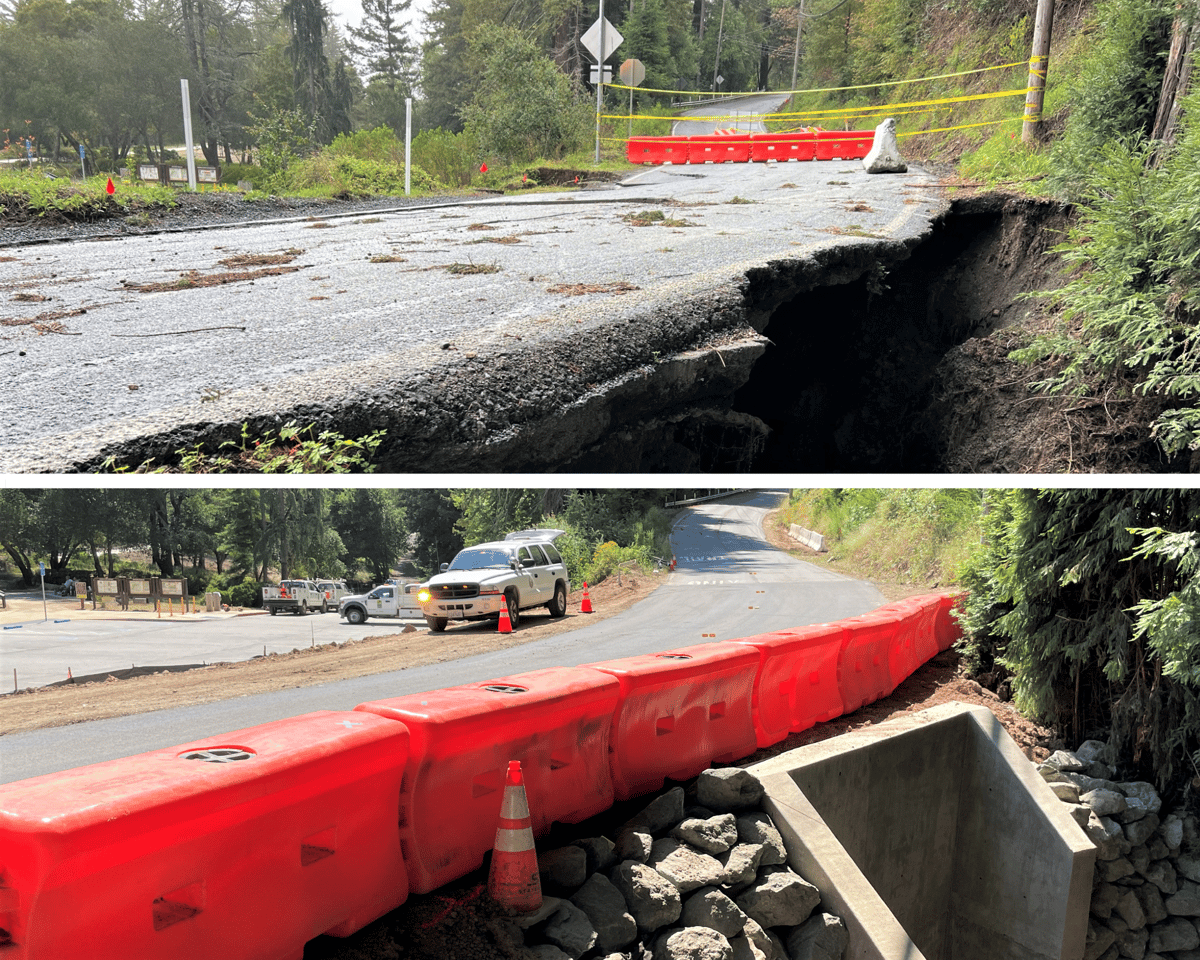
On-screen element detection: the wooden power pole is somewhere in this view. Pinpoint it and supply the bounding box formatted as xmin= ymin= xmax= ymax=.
xmin=1022 ymin=0 xmax=1056 ymax=142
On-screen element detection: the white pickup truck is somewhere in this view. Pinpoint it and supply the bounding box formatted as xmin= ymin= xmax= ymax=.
xmin=338 ymin=582 xmax=424 ymax=624
xmin=262 ymin=579 xmax=323 ymax=616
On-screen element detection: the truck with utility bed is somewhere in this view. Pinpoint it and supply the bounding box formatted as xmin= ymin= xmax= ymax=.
xmin=338 ymin=582 xmax=424 ymax=624
xmin=416 ymin=536 xmax=569 ymax=632
xmin=262 ymin=580 xmax=323 ymax=615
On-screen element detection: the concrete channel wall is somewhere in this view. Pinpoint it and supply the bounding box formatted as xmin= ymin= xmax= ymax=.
xmin=751 ymin=703 xmax=1096 ymax=960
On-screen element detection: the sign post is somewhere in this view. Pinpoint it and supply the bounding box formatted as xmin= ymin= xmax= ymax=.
xmin=78 ymin=143 xmax=86 ymax=180
xmin=620 ymin=58 xmax=646 ymax=139
xmin=405 ymin=97 xmax=412 ymax=196
xmin=39 ymin=561 xmax=46 ymax=621
xmin=582 ymin=11 xmax=623 ymax=163
xmin=180 ymin=78 xmax=198 ymax=191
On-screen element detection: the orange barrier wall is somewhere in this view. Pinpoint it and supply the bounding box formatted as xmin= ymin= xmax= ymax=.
xmin=934 ymin=592 xmax=965 ymax=651
xmin=626 ymin=136 xmax=691 ymax=165
xmin=354 ymin=666 xmax=620 ymax=894
xmin=886 ymin=595 xmax=943 ymax=693
xmin=584 ymin=642 xmax=760 ymax=800
xmin=837 ymin=607 xmax=904 ymax=713
xmin=729 ymin=622 xmax=847 ymax=748
xmin=626 ymin=130 xmax=875 ymax=165
xmin=749 ymin=132 xmax=817 ymax=162
xmin=814 ymin=130 xmax=875 ymax=160
xmin=0 ymin=712 xmax=410 ymax=960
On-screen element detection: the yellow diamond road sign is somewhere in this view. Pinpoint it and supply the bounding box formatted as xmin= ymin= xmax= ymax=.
xmin=581 ymin=17 xmax=623 ymax=62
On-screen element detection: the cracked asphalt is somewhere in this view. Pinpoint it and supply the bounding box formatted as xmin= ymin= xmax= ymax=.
xmin=0 ymin=156 xmax=948 ymax=472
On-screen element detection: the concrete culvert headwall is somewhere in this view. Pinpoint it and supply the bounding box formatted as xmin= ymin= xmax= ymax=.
xmin=751 ymin=703 xmax=1096 ymax=960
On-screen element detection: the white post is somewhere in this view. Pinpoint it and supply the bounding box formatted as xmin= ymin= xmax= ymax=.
xmin=40 ymin=563 xmax=47 ymax=621
xmin=405 ymin=97 xmax=412 ymax=196
xmin=595 ymin=0 xmax=605 ymax=163
xmin=180 ymin=78 xmax=198 ymax=191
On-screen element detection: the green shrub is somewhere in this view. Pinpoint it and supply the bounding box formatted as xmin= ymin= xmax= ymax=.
xmin=412 ymin=127 xmax=481 ymax=188
xmin=219 ymin=162 xmax=263 ymax=185
xmin=226 ymin=577 xmax=262 ymax=608
xmin=285 ymin=153 xmax=442 ymax=195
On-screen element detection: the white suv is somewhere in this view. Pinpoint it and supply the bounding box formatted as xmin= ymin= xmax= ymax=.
xmin=417 ymin=538 xmax=570 ymax=632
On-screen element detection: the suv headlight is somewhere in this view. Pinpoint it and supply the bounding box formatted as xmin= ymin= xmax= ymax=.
xmin=417 ymin=588 xmax=431 ymax=604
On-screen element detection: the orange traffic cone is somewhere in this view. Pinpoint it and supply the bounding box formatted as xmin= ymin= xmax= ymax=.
xmin=498 ymin=597 xmax=512 ymax=633
xmin=487 ymin=760 xmax=542 ymax=913
xmin=581 ymin=582 xmax=593 ymax=614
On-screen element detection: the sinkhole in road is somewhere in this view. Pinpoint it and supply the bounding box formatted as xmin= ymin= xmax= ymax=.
xmin=717 ymin=195 xmax=1070 ymax=473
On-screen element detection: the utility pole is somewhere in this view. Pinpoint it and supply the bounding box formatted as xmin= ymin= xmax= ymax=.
xmin=712 ymin=0 xmax=727 ymax=91
xmin=1021 ymin=0 xmax=1055 ymax=142
xmin=790 ymin=0 xmax=806 ymax=91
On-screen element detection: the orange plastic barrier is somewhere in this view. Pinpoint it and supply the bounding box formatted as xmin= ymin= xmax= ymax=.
xmin=749 ymin=132 xmax=817 ymax=162
xmin=934 ymin=591 xmax=965 ymax=651
xmin=688 ymin=134 xmax=752 ymax=164
xmin=584 ymin=642 xmax=759 ymax=800
xmin=355 ymin=666 xmax=620 ymax=893
xmin=837 ymin=607 xmax=903 ymax=713
xmin=729 ymin=622 xmax=847 ymax=747
xmin=814 ymin=130 xmax=875 ymax=160
xmin=885 ymin=595 xmax=942 ymax=692
xmin=0 ymin=711 xmax=410 ymax=960
xmin=627 ymin=136 xmax=690 ymax=165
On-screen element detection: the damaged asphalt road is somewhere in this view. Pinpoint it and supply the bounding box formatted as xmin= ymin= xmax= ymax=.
xmin=0 ymin=160 xmax=948 ymax=473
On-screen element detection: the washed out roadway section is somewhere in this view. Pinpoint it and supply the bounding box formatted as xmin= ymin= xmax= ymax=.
xmin=0 ymin=160 xmax=946 ymax=472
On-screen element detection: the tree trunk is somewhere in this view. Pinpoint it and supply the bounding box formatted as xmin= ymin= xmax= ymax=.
xmin=1151 ymin=6 xmax=1198 ymax=153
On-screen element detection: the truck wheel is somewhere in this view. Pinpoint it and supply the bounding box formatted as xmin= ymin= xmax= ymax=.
xmin=346 ymin=606 xmax=366 ymax=625
xmin=548 ymin=583 xmax=567 ymax=618
xmin=321 ymin=601 xmax=329 ymax=614
xmin=426 ymin=615 xmax=447 ymax=632
xmin=505 ymin=591 xmax=520 ymax=629
xmin=297 ymin=601 xmax=308 ymax=616
xmin=269 ymin=607 xmax=277 ymax=616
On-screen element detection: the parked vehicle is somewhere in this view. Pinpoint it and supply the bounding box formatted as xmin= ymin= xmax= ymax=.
xmin=315 ymin=579 xmax=350 ymax=613
xmin=339 ymin=582 xmax=424 ymax=624
xmin=262 ymin=580 xmax=323 ymax=616
xmin=416 ymin=537 xmax=569 ymax=632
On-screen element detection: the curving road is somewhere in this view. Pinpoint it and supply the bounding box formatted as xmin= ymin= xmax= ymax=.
xmin=672 ymin=92 xmax=795 ymax=136
xmin=0 ymin=490 xmax=883 ymax=783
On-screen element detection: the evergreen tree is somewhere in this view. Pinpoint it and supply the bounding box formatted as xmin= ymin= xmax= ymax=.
xmin=283 ymin=0 xmax=333 ymax=136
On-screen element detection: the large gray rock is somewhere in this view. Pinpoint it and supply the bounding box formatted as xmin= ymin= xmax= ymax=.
xmin=1134 ymin=883 xmax=1168 ymax=925
xmin=1112 ymin=925 xmax=1149 ymax=960
xmin=1087 ymin=814 xmax=1129 ymax=861
xmin=674 ymin=815 xmax=740 ymax=855
xmin=718 ymin=844 xmax=766 ymax=891
xmin=543 ymin=900 xmax=598 ymax=959
xmin=655 ymin=927 xmax=733 ymax=960
xmin=574 ymin=836 xmax=619 ymax=875
xmin=1114 ymin=888 xmax=1146 ymax=930
xmin=570 ymin=873 xmax=638 ymax=952
xmin=629 ymin=787 xmax=686 ymax=835
xmin=1098 ymin=857 xmax=1136 ymax=883
xmin=1050 ymin=781 xmax=1082 ymax=803
xmin=1091 ymin=882 xmax=1121 ymax=919
xmin=1147 ymin=916 xmax=1200 ymax=953
xmin=529 ymin=945 xmax=572 ymax=960
xmin=1119 ymin=783 xmax=1163 ymax=824
xmin=742 ymin=918 xmax=787 ymax=960
xmin=1082 ymin=789 xmax=1128 ymax=818
xmin=861 ymin=118 xmax=907 ymax=174
xmin=734 ymin=868 xmax=821 ymax=929
xmin=696 ymin=769 xmax=766 ymax=812
xmin=1085 ymin=922 xmax=1116 ymax=960
xmin=1177 ymin=853 xmax=1200 ymax=883
xmin=1161 ymin=815 xmax=1185 ymax=852
xmin=1166 ymin=880 xmax=1200 ymax=916
xmin=1143 ymin=859 xmax=1178 ymax=895
xmin=736 ymin=814 xmax=787 ymax=866
xmin=1076 ymin=740 xmax=1115 ymax=765
xmin=681 ymin=887 xmax=750 ymax=939
xmin=649 ymin=839 xmax=726 ymax=894
xmin=786 ymin=912 xmax=848 ymax=960
xmin=1126 ymin=814 xmax=1161 ymax=847
xmin=729 ymin=935 xmax=767 ymax=960
xmin=617 ymin=829 xmax=654 ymax=863
xmin=514 ymin=897 xmax=565 ymax=929
xmin=1046 ymin=749 xmax=1089 ymax=772
xmin=540 ymin=846 xmax=589 ymax=889
xmin=610 ymin=861 xmax=683 ymax=933
xmin=1129 ymin=844 xmax=1152 ymax=875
